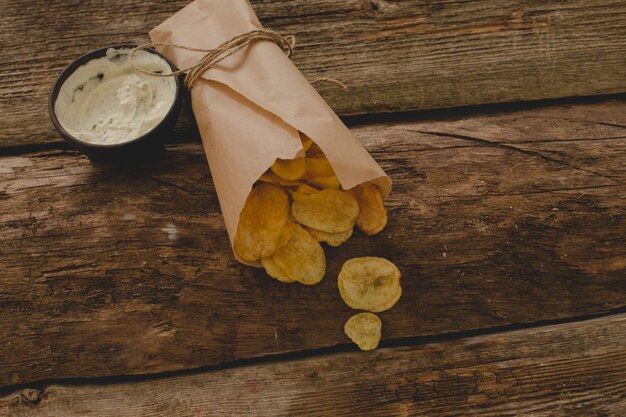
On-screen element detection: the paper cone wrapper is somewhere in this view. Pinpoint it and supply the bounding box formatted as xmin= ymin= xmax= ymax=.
xmin=150 ymin=0 xmax=391 ymax=263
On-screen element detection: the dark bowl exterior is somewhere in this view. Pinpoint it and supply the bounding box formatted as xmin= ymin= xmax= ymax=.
xmin=49 ymin=44 xmax=182 ymax=161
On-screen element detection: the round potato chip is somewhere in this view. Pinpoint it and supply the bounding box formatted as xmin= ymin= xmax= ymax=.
xmin=263 ymin=225 xmax=297 ymax=283
xmin=234 ymin=184 xmax=290 ymax=262
xmin=261 ymin=223 xmax=326 ymax=285
xmin=307 ymin=175 xmax=341 ymax=190
xmin=271 ymin=157 xmax=306 ymax=181
xmin=306 ymin=226 xmax=353 ymax=247
xmin=304 ymin=157 xmax=335 ymax=179
xmin=295 ymin=183 xmax=319 ymax=196
xmin=344 ymin=312 xmax=381 ymax=351
xmin=292 ymin=189 xmax=359 ymax=233
xmin=349 ymin=183 xmax=387 ymax=235
xmin=276 ymin=220 xmax=294 ymax=250
xmin=338 ymin=257 xmax=401 ymax=312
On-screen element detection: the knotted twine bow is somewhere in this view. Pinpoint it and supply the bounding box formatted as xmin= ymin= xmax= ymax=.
xmin=129 ymin=29 xmax=347 ymax=90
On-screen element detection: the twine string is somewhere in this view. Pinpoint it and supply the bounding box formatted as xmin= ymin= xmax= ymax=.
xmin=129 ymin=29 xmax=346 ymax=90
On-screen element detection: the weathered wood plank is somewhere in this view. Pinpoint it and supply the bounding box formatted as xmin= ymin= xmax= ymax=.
xmin=2 ymin=0 xmax=626 ymax=148
xmin=2 ymin=313 xmax=625 ymax=416
xmin=0 ymin=100 xmax=625 ymax=387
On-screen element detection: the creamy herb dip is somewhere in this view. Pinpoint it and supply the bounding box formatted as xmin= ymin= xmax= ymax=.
xmin=54 ymin=48 xmax=176 ymax=145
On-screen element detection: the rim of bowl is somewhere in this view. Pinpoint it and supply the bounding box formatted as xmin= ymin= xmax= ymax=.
xmin=48 ymin=44 xmax=182 ymax=149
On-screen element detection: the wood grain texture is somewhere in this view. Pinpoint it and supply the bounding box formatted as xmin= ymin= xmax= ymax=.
xmin=2 ymin=314 xmax=626 ymax=416
xmin=1 ymin=100 xmax=624 ymax=387
xmin=2 ymin=0 xmax=626 ymax=148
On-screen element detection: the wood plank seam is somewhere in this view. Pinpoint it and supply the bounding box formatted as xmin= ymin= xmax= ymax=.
xmin=2 ymin=0 xmax=626 ymax=148
xmin=0 ymin=99 xmax=624 ymax=387
xmin=1 ymin=311 xmax=625 ymax=416
xmin=1 ymin=304 xmax=625 ymax=397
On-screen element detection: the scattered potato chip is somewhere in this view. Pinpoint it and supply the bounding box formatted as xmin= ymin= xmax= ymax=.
xmin=258 ymin=172 xmax=302 ymax=187
xmin=292 ymin=189 xmax=359 ymax=233
xmin=261 ymin=223 xmax=326 ymax=285
xmin=349 ymin=183 xmax=387 ymax=235
xmin=306 ymin=226 xmax=353 ymax=247
xmin=234 ymin=184 xmax=290 ymax=262
xmin=338 ymin=257 xmax=401 ymax=312
xmin=344 ymin=312 xmax=382 ymax=351
xmin=304 ymin=157 xmax=335 ymax=179
xmin=271 ymin=157 xmax=306 ymax=181
xmin=300 ymin=134 xmax=313 ymax=152
xmin=307 ymin=175 xmax=341 ymax=190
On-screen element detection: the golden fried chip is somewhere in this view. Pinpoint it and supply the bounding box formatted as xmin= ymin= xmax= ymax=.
xmin=258 ymin=172 xmax=302 ymax=187
xmin=234 ymin=184 xmax=290 ymax=262
xmin=271 ymin=157 xmax=305 ymax=181
xmin=276 ymin=220 xmax=293 ymax=250
xmin=295 ymin=183 xmax=319 ymax=195
xmin=304 ymin=157 xmax=335 ymax=179
xmin=307 ymin=175 xmax=341 ymax=190
xmin=344 ymin=312 xmax=382 ymax=351
xmin=348 ymin=183 xmax=387 ymax=235
xmin=263 ymin=224 xmax=297 ymax=284
xmin=261 ymin=223 xmax=326 ymax=285
xmin=300 ymin=133 xmax=313 ymax=152
xmin=306 ymin=226 xmax=353 ymax=247
xmin=338 ymin=257 xmax=401 ymax=312
xmin=292 ymin=189 xmax=359 ymax=233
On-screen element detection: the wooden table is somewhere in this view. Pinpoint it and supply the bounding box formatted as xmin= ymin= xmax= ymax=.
xmin=1 ymin=1 xmax=625 ymax=415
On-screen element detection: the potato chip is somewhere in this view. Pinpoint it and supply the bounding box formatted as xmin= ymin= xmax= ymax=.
xmin=307 ymin=175 xmax=341 ymax=190
xmin=271 ymin=157 xmax=305 ymax=181
xmin=261 ymin=223 xmax=326 ymax=285
xmin=295 ymin=183 xmax=319 ymax=196
xmin=306 ymin=226 xmax=353 ymax=247
xmin=234 ymin=184 xmax=290 ymax=262
xmin=262 ymin=224 xmax=297 ymax=284
xmin=338 ymin=257 xmax=401 ymax=312
xmin=304 ymin=157 xmax=335 ymax=179
xmin=292 ymin=189 xmax=359 ymax=233
xmin=258 ymin=172 xmax=302 ymax=187
xmin=349 ymin=183 xmax=387 ymax=235
xmin=276 ymin=219 xmax=293 ymax=250
xmin=300 ymin=133 xmax=313 ymax=152
xmin=344 ymin=312 xmax=382 ymax=351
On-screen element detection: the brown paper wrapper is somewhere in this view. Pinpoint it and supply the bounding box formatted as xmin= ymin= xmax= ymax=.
xmin=150 ymin=0 xmax=391 ymax=262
